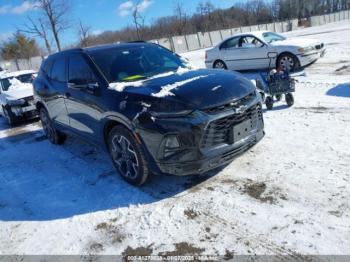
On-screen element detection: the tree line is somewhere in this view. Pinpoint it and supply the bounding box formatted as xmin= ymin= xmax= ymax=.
xmin=1 ymin=0 xmax=350 ymax=64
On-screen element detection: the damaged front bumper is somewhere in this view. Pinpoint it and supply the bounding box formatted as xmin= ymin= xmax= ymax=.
xmin=136 ymin=97 xmax=264 ymax=176
xmin=297 ymin=48 xmax=326 ymax=67
xmin=5 ymin=96 xmax=38 ymax=120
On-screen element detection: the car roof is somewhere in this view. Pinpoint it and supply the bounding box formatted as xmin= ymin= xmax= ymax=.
xmin=47 ymin=42 xmax=153 ymax=59
xmin=221 ymin=30 xmax=270 ymax=43
xmin=0 ymin=70 xmax=36 ymax=79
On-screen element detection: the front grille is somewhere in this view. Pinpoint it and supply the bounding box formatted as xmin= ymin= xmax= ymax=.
xmin=23 ymin=96 xmax=34 ymax=107
xmin=203 ymin=92 xmax=256 ymax=114
xmin=201 ymin=104 xmax=262 ymax=148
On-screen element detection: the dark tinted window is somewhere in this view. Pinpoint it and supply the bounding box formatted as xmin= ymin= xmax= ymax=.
xmin=221 ymin=37 xmax=240 ymax=49
xmin=88 ymin=45 xmax=185 ymax=83
xmin=0 ymin=78 xmax=11 ymax=92
xmin=51 ymin=58 xmax=66 ymax=82
xmin=16 ymin=73 xmax=35 ymax=83
xmin=68 ymin=55 xmax=96 ymax=85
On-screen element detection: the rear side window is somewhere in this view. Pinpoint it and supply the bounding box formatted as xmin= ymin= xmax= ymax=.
xmin=68 ymin=55 xmax=96 ymax=85
xmin=51 ymin=58 xmax=66 ymax=82
xmin=220 ymin=37 xmax=239 ymax=49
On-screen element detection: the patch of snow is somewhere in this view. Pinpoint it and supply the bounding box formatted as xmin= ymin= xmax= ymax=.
xmin=108 ymin=67 xmax=192 ymax=92
xmin=152 ymin=75 xmax=209 ymax=98
xmin=176 ymin=66 xmax=190 ymax=75
xmin=141 ymin=102 xmax=151 ymax=108
xmin=7 ymin=78 xmax=32 ymax=91
xmin=0 ymin=70 xmax=36 ymax=79
xmin=211 ymin=85 xmax=221 ymax=91
xmin=109 ymin=79 xmax=144 ymax=92
xmin=1 ymin=20 xmax=350 ymax=256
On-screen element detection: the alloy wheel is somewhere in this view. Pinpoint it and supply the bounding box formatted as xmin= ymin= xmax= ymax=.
xmin=40 ymin=110 xmax=55 ymax=142
xmin=214 ymin=61 xmax=226 ymax=69
xmin=111 ymin=135 xmax=139 ymax=179
xmin=279 ymin=56 xmax=295 ymax=71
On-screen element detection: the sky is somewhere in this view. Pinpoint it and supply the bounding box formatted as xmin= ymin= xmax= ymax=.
xmin=0 ymin=0 xmax=236 ymax=48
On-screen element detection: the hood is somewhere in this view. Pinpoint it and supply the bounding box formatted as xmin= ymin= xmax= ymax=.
xmin=110 ymin=69 xmax=255 ymax=110
xmin=271 ymin=37 xmax=321 ymax=48
xmin=2 ymin=86 xmax=33 ymax=101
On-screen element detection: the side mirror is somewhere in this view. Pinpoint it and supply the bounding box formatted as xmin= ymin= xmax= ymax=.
xmin=68 ymin=81 xmax=99 ymax=95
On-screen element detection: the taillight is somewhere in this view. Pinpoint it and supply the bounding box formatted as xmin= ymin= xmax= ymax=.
xmin=205 ymin=51 xmax=208 ymax=60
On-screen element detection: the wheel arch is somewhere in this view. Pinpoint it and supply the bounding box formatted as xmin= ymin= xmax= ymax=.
xmin=102 ymin=116 xmax=134 ymax=151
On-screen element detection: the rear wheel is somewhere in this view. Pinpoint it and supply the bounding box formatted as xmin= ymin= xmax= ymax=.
xmin=213 ymin=60 xmax=227 ymax=69
xmin=285 ymin=93 xmax=294 ymax=107
xmin=40 ymin=108 xmax=66 ymax=144
xmin=108 ymin=126 xmax=149 ymax=186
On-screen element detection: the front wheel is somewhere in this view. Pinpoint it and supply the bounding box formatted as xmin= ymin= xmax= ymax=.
xmin=108 ymin=126 xmax=149 ymax=186
xmin=40 ymin=108 xmax=66 ymax=144
xmin=2 ymin=106 xmax=17 ymax=126
xmin=277 ymin=53 xmax=300 ymax=72
xmin=265 ymin=96 xmax=274 ymax=110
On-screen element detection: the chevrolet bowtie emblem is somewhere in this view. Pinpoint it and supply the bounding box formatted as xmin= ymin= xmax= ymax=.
xmin=235 ymin=105 xmax=247 ymax=114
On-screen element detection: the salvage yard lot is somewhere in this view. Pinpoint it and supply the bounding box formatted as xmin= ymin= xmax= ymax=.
xmin=0 ymin=21 xmax=350 ymax=256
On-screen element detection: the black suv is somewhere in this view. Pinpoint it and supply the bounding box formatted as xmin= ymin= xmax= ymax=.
xmin=34 ymin=42 xmax=264 ymax=185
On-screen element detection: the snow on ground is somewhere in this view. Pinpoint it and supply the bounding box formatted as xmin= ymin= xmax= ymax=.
xmin=0 ymin=21 xmax=350 ymax=257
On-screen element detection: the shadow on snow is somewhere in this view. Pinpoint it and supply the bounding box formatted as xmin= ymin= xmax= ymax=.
xmin=0 ymin=117 xmax=217 ymax=221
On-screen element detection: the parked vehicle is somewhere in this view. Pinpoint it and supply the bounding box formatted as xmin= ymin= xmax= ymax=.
xmin=205 ymin=31 xmax=325 ymax=72
xmin=0 ymin=70 xmax=38 ymax=125
xmin=34 ymin=42 xmax=264 ymax=185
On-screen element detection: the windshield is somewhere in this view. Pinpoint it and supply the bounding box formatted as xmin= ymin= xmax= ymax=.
xmin=262 ymin=32 xmax=286 ymax=43
xmin=88 ymin=44 xmax=186 ymax=83
xmin=0 ymin=74 xmax=34 ymax=92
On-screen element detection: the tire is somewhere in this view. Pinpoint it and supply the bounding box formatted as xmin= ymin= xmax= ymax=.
xmin=213 ymin=60 xmax=227 ymax=69
xmin=108 ymin=126 xmax=149 ymax=186
xmin=259 ymin=92 xmax=265 ymax=102
xmin=285 ymin=93 xmax=294 ymax=107
xmin=277 ymin=53 xmax=300 ymax=72
xmin=40 ymin=108 xmax=66 ymax=145
xmin=3 ymin=106 xmax=17 ymax=126
xmin=265 ymin=96 xmax=274 ymax=110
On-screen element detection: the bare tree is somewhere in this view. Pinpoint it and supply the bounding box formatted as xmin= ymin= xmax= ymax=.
xmin=132 ymin=1 xmax=146 ymax=40
xmin=77 ymin=20 xmax=91 ymax=47
xmin=36 ymin=0 xmax=71 ymax=51
xmin=173 ymin=1 xmax=187 ymax=35
xmin=20 ymin=17 xmax=52 ymax=55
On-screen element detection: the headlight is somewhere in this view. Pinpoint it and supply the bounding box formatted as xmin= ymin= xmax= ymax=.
xmin=298 ymin=46 xmax=313 ymax=53
xmin=149 ymin=100 xmax=193 ymax=118
xmin=7 ymin=99 xmax=25 ymax=106
xmin=150 ymin=110 xmax=193 ymax=118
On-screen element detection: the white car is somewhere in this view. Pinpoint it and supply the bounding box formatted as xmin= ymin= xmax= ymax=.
xmin=205 ymin=31 xmax=325 ymax=71
xmin=0 ymin=70 xmax=38 ymax=125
